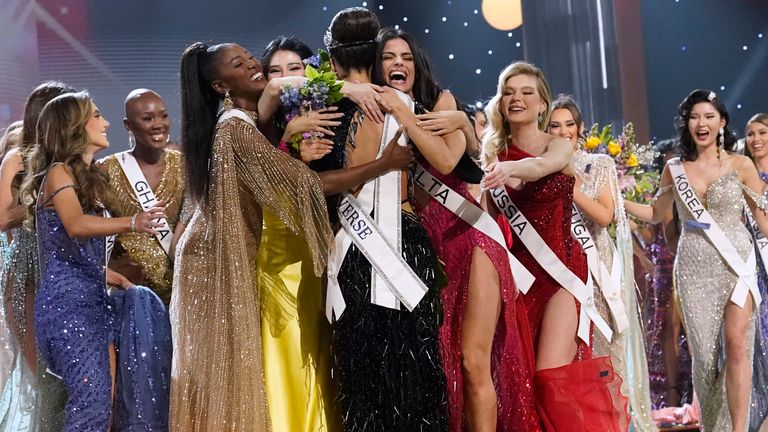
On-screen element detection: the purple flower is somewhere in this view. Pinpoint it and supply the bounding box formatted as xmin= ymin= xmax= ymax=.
xmin=303 ymin=55 xmax=321 ymax=69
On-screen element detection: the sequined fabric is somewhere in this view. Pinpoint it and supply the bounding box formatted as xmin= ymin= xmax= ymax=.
xmin=749 ymin=171 xmax=768 ymax=431
xmin=331 ymin=211 xmax=448 ymax=431
xmin=574 ymin=151 xmax=656 ymax=431
xmin=496 ymin=143 xmax=629 ymax=430
xmin=35 ymin=204 xmax=115 ymax=431
xmin=415 ymin=159 xmax=539 ymax=431
xmin=641 ymin=229 xmax=693 ymax=409
xmin=673 ymin=170 xmax=756 ymax=431
xmin=169 ymin=115 xmax=332 ymax=432
xmin=101 ymin=150 xmax=185 ymax=305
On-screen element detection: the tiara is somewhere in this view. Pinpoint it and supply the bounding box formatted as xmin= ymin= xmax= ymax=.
xmin=323 ymin=29 xmax=376 ymax=50
xmin=708 ymin=91 xmax=716 ymax=101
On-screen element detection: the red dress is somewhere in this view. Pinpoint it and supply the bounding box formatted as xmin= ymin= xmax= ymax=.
xmin=415 ymin=159 xmax=540 ymax=431
xmin=496 ymin=144 xmax=629 ymax=432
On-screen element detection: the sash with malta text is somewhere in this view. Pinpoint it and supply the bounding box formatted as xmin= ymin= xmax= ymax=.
xmin=325 ymin=90 xmax=427 ymax=321
xmin=490 ymin=186 xmax=613 ymax=344
xmin=571 ymin=204 xmax=628 ymax=334
xmin=669 ymin=158 xmax=761 ymax=307
xmin=115 ymin=151 xmax=173 ymax=257
xmin=413 ymin=163 xmax=534 ymax=294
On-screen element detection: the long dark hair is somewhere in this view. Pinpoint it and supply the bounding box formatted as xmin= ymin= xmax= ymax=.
xmin=373 ymin=28 xmax=441 ymax=111
xmin=324 ymin=7 xmax=379 ymax=76
xmin=261 ymin=36 xmax=313 ymax=70
xmin=180 ymin=42 xmax=227 ymax=203
xmin=676 ymin=89 xmax=736 ymax=161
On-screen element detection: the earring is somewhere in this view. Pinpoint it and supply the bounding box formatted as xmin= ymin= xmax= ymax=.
xmin=128 ymin=130 xmax=136 ymax=148
xmin=537 ymin=112 xmax=543 ymax=124
xmin=719 ymin=127 xmax=725 ymax=148
xmin=223 ymin=90 xmax=234 ymax=111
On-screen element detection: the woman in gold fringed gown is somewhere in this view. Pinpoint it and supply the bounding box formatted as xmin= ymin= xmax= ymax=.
xmin=169 ymin=42 xmax=332 ymax=432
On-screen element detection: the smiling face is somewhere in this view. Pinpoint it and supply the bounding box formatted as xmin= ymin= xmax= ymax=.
xmin=747 ymin=120 xmax=768 ymax=160
xmin=85 ymin=101 xmax=110 ymax=150
xmin=687 ymin=101 xmax=726 ymax=148
xmin=266 ymin=49 xmax=305 ymax=80
xmin=549 ymin=108 xmax=582 ymax=149
xmin=211 ymin=44 xmax=267 ymax=99
xmin=500 ymin=74 xmax=546 ymax=127
xmin=381 ymin=38 xmax=415 ymax=95
xmin=125 ymin=92 xmax=169 ymax=150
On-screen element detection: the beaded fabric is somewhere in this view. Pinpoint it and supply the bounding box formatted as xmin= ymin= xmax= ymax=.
xmin=100 ymin=150 xmax=185 ymax=305
xmin=169 ymin=114 xmax=332 ymax=432
xmin=672 ymin=170 xmax=766 ymax=431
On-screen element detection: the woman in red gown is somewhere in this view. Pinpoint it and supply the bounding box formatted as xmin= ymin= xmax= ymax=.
xmin=481 ymin=61 xmax=628 ymax=431
xmin=372 ymin=29 xmax=540 ymax=431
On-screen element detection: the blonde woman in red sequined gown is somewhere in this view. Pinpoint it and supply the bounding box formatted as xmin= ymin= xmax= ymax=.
xmin=481 ymin=62 xmax=628 ymax=431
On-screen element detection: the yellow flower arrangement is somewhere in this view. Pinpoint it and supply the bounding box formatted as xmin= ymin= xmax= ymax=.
xmin=607 ymin=140 xmax=621 ymax=156
xmin=585 ymin=136 xmax=601 ymax=150
xmin=627 ymin=153 xmax=638 ymax=167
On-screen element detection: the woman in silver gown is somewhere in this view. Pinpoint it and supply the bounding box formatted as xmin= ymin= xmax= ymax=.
xmin=549 ymin=95 xmax=656 ymax=431
xmin=626 ymin=90 xmax=768 ymax=431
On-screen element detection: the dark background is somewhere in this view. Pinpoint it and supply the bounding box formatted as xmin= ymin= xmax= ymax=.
xmin=0 ymin=0 xmax=766 ymax=151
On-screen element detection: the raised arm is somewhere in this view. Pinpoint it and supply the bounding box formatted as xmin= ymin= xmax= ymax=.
xmin=256 ymin=76 xmax=308 ymax=126
xmin=46 ymin=164 xmax=164 ymax=239
xmin=415 ymin=106 xmax=480 ymax=158
xmin=378 ymin=88 xmax=465 ymax=175
xmin=624 ymin=163 xmax=674 ymax=224
xmin=480 ymin=136 xmax=573 ymax=189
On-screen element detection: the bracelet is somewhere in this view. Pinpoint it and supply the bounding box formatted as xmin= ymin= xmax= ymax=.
xmin=130 ymin=214 xmax=138 ymax=232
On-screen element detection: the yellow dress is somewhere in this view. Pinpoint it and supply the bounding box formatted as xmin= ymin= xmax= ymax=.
xmin=169 ymin=113 xmax=332 ymax=432
xmin=258 ymin=210 xmax=338 ymax=432
xmin=101 ymin=150 xmax=186 ymax=305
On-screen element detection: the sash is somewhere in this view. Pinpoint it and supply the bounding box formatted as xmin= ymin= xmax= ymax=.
xmin=745 ymin=207 xmax=768 ymax=280
xmin=326 ymin=90 xmax=427 ymax=321
xmin=571 ymin=204 xmax=629 ymax=334
xmin=105 ymin=209 xmax=116 ymax=263
xmin=413 ymin=162 xmax=534 ymax=294
xmin=669 ymin=158 xmax=761 ymax=307
xmin=115 ymin=151 xmax=173 ymax=258
xmin=490 ymin=186 xmax=613 ymax=344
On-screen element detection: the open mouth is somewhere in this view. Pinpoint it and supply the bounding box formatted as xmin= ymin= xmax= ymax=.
xmin=150 ymin=133 xmax=167 ymax=142
xmin=250 ymin=72 xmax=264 ymax=82
xmin=388 ymin=71 xmax=407 ymax=86
xmin=695 ymin=130 xmax=710 ymax=140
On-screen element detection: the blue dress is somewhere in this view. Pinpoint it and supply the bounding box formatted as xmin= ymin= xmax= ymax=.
xmin=35 ymin=201 xmax=115 ymax=431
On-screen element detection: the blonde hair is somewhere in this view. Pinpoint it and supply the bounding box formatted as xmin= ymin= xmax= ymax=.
xmin=0 ymin=121 xmax=23 ymax=159
xmin=20 ymin=91 xmax=108 ymax=227
xmin=481 ymin=61 xmax=552 ymax=167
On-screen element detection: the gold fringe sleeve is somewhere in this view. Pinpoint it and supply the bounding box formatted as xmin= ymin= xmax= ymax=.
xmin=169 ymin=117 xmax=331 ymax=432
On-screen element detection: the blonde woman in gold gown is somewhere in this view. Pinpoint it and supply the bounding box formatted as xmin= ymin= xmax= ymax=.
xmin=169 ymin=42 xmax=332 ymax=432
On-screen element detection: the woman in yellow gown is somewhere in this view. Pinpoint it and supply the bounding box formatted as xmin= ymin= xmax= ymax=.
xmin=170 ymin=41 xmax=332 ymax=432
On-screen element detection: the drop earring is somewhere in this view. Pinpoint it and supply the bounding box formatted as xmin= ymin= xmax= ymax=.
xmin=128 ymin=130 xmax=136 ymax=148
xmin=224 ymin=90 xmax=234 ymax=111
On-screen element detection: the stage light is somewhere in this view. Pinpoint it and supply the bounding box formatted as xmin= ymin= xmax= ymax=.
xmin=481 ymin=0 xmax=523 ymax=31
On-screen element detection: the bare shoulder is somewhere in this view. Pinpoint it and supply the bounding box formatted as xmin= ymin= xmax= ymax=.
xmin=1 ymin=147 xmax=22 ymax=170
xmin=433 ymin=90 xmax=457 ymax=111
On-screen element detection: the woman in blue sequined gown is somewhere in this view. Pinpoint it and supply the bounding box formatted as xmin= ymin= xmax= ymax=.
xmin=19 ymin=91 xmax=164 ymax=431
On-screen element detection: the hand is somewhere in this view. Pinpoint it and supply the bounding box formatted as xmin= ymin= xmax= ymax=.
xmin=480 ymin=161 xmax=512 ymax=190
xmin=299 ymin=138 xmax=334 ymax=163
xmin=375 ymin=86 xmax=407 ymax=116
xmin=415 ymin=110 xmax=467 ymax=136
xmin=133 ymin=202 xmax=166 ymax=235
xmin=106 ymin=268 xmax=135 ymax=290
xmin=380 ymin=127 xmax=414 ymax=171
xmin=108 ymin=253 xmax=145 ymax=285
xmin=283 ymin=107 xmax=342 ymax=141
xmin=342 ymin=82 xmax=384 ymax=123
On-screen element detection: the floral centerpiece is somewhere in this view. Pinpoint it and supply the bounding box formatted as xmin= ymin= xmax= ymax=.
xmin=583 ymin=122 xmax=659 ymax=204
xmin=278 ymin=50 xmax=344 ymax=154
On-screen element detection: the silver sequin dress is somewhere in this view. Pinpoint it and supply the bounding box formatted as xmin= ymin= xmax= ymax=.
xmin=673 ymin=170 xmax=762 ymax=431
xmin=574 ymin=151 xmax=656 ymax=431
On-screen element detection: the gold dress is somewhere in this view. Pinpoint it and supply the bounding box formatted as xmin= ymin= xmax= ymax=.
xmin=258 ymin=210 xmax=337 ymax=432
xmin=574 ymin=151 xmax=656 ymax=431
xmin=169 ymin=112 xmax=332 ymax=432
xmin=101 ymin=150 xmax=186 ymax=305
xmin=673 ymin=171 xmax=763 ymax=431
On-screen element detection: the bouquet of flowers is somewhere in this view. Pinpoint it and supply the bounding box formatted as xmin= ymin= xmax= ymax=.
xmin=583 ymin=122 xmax=659 ymax=204
xmin=279 ymin=50 xmax=344 ymax=153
